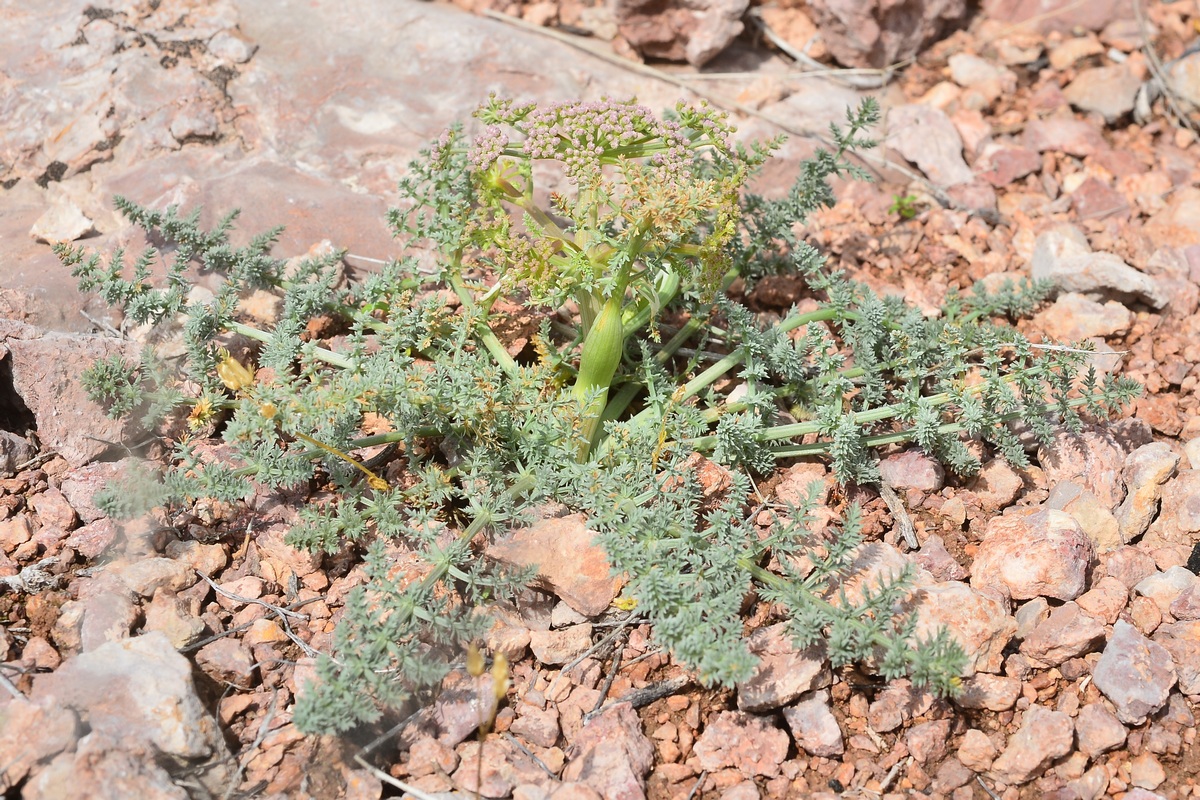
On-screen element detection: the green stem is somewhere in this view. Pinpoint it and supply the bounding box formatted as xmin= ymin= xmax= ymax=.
xmin=446 ymin=270 xmax=520 ymax=379
xmin=228 ymin=321 xmax=355 ymax=370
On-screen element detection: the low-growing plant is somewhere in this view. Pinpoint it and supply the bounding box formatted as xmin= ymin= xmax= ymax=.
xmin=59 ymin=96 xmax=1138 ymax=734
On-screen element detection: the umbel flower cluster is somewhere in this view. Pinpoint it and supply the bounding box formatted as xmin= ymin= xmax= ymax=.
xmin=60 ymin=97 xmax=1138 ymax=733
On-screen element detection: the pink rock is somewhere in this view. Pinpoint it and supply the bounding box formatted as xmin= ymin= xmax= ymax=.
xmin=1019 ymin=602 xmax=1106 ymax=665
xmin=1141 ymin=470 xmax=1200 ymax=550
xmin=1071 ymin=176 xmax=1131 ymax=221
xmin=1037 ymin=427 xmax=1128 ymax=509
xmin=953 ymin=673 xmax=1021 ymax=712
xmin=906 ymin=718 xmax=951 ymax=764
xmin=31 ymin=632 xmax=225 ymax=760
xmin=956 ymin=728 xmax=997 ymax=771
xmin=886 ymin=104 xmax=974 ymax=186
xmin=969 ymin=458 xmax=1023 ymax=510
xmin=868 ymin=679 xmax=932 ymax=732
xmin=488 ymin=514 xmax=622 ymax=617
xmin=1033 ymin=293 xmax=1132 ymax=341
xmin=983 ymin=0 xmax=1128 ymax=33
xmin=563 ymin=702 xmax=654 ymax=798
xmin=806 ymin=0 xmax=969 ymax=69
xmin=1152 ymin=621 xmax=1200 ymax=695
xmin=1135 ymin=567 xmax=1200 ymax=616
xmin=64 ymin=518 xmax=119 ymax=559
xmin=1076 ymin=575 xmax=1129 ymax=624
xmin=529 ymin=624 xmax=592 ymax=666
xmin=1170 ymin=583 xmax=1200 ymax=620
xmin=58 ymin=462 xmax=129 ymax=522
xmin=509 ymin=704 xmax=560 ymax=749
xmin=614 ymin=0 xmax=750 ymax=67
xmin=879 ymin=449 xmax=945 ymax=491
xmin=987 ymin=705 xmax=1073 ymax=785
xmin=0 ymin=698 xmax=79 ymax=788
xmin=0 ymin=323 xmax=140 ymax=468
xmin=1074 ymin=703 xmax=1127 ymax=758
xmin=1103 ymin=546 xmax=1159 ymax=589
xmin=195 ymin=638 xmax=256 ymax=686
xmin=736 ymin=622 xmax=831 ymax=712
xmin=693 ymin=710 xmax=789 ymax=778
xmin=912 ymin=534 xmax=968 ymax=582
xmin=972 ymin=509 xmax=1095 ymax=601
xmin=452 ymin=739 xmax=517 ymax=799
xmin=1023 ymin=116 xmax=1108 ymax=157
xmin=975 ymin=142 xmax=1040 ymax=187
xmin=425 ymin=671 xmax=502 ymax=748
xmin=916 ymin=581 xmax=1015 ymax=674
xmin=1064 ymin=64 xmax=1142 ymax=123
xmin=945 ymin=180 xmax=998 ymax=215
xmin=29 ymin=488 xmax=78 ymax=531
xmin=1094 ymin=620 xmax=1176 ymax=725
xmin=1143 ymin=187 xmax=1200 ymax=248
xmin=782 ymin=689 xmax=843 ymax=757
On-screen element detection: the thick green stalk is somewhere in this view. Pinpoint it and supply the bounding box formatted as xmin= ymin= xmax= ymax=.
xmin=574 ymin=292 xmax=626 ymax=458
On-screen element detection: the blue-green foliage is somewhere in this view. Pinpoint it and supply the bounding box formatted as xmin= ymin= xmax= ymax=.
xmin=65 ymin=98 xmax=1139 ymax=735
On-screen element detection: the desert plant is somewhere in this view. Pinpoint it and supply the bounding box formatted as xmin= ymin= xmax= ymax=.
xmin=60 ymin=96 xmax=1138 ymax=733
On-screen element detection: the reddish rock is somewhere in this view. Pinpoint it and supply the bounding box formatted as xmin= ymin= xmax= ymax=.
xmin=115 ymin=557 xmax=195 ymax=598
xmin=987 ymin=705 xmax=1073 ymax=785
xmin=488 ymin=514 xmax=622 ymax=617
xmin=0 ymin=698 xmax=80 ymax=787
xmin=886 ymin=104 xmax=974 ymax=187
xmin=1023 ymin=117 xmax=1108 ymax=157
xmin=975 ymin=142 xmax=1040 ymax=187
xmin=1076 ymin=575 xmax=1128 ymax=624
xmin=1143 ymin=187 xmax=1200 ymax=248
xmin=1037 ymin=427 xmax=1128 ymax=509
xmin=912 ymin=534 xmax=967 ymax=582
xmin=906 ymin=719 xmax=951 ymax=764
xmin=806 ymin=0 xmax=969 ymax=69
xmin=879 ymin=449 xmax=945 ymax=491
xmin=736 ymin=623 xmax=831 ymax=712
xmin=1071 ymin=177 xmax=1131 ymax=221
xmin=614 ymin=0 xmax=749 ymax=67
xmin=563 ymin=702 xmax=654 ymax=798
xmin=915 ymin=580 xmax=1015 ymax=674
xmin=782 ymin=689 xmax=843 ymax=757
xmin=31 ymin=632 xmax=226 ymax=761
xmin=59 ymin=461 xmax=131 ymax=524
xmin=1142 ymin=470 xmax=1200 ymax=550
xmin=64 ymin=518 xmax=119 ymax=559
xmin=29 ymin=488 xmax=78 ymax=531
xmin=1135 ymin=567 xmax=1199 ymax=616
xmin=0 ymin=323 xmax=140 ymax=468
xmin=953 ymin=673 xmax=1021 ymax=712
xmin=1020 ymin=602 xmax=1106 ymax=665
xmin=1074 ymin=703 xmax=1127 ymax=757
xmin=969 ymin=458 xmax=1023 ymax=510
xmin=143 ymin=589 xmax=206 ymax=650
xmin=1152 ymin=621 xmax=1200 ymax=695
xmin=972 ymin=509 xmax=1095 ymax=601
xmin=195 ymin=638 xmax=256 ymax=686
xmin=1034 ymin=292 xmax=1132 ymax=342
xmin=867 ymin=679 xmax=932 ymax=732
xmin=1064 ymin=64 xmax=1142 ymax=123
xmin=1093 ymin=620 xmax=1177 ymax=725
xmin=693 ymin=710 xmax=789 ymax=778
xmin=983 ymin=0 xmax=1129 ymax=33
xmin=956 ymin=728 xmax=997 ymax=771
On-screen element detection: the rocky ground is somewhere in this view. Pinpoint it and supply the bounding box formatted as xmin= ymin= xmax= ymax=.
xmin=3 ymin=0 xmax=1200 ymax=798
